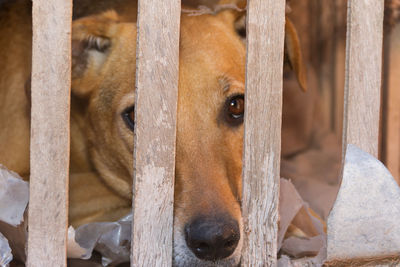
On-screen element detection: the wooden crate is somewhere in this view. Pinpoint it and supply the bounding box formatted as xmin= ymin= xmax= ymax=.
xmin=25 ymin=0 xmax=398 ymax=266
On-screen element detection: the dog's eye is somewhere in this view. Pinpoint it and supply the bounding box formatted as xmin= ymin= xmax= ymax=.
xmin=225 ymin=94 xmax=244 ymax=125
xmin=122 ymin=106 xmax=135 ymax=131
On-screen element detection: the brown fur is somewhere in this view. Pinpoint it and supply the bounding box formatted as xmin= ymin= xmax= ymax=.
xmin=0 ymin=0 xmax=314 ymax=264
xmin=0 ymin=0 xmax=31 ymax=178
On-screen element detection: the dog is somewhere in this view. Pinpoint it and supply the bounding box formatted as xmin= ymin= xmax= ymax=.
xmin=0 ymin=0 xmax=310 ymax=265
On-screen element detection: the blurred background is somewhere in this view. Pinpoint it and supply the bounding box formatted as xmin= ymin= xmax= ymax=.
xmin=186 ymin=0 xmax=400 ymax=184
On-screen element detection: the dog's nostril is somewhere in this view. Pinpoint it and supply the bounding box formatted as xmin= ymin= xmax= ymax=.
xmin=198 ymin=242 xmax=209 ymax=250
xmin=196 ymin=242 xmax=210 ymax=254
xmin=185 ymin=216 xmax=240 ymax=261
xmin=224 ymin=238 xmax=237 ymax=249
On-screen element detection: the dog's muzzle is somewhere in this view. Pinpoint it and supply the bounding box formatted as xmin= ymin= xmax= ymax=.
xmin=184 ymin=215 xmax=240 ymax=261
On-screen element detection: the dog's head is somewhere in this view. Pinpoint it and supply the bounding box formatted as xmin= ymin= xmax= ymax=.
xmin=71 ymin=4 xmax=305 ymax=266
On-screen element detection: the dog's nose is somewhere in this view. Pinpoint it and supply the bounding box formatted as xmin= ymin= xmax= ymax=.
xmin=184 ymin=216 xmax=240 ymax=261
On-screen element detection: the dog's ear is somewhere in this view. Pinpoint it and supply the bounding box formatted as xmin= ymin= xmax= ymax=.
xmin=285 ymin=17 xmax=307 ymax=92
xmin=217 ymin=1 xmax=307 ymax=92
xmin=71 ymin=11 xmax=119 ymax=97
xmin=217 ymin=0 xmax=246 ymax=30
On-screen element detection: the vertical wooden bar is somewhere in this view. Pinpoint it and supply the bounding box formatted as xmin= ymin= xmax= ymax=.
xmin=27 ymin=0 xmax=72 ymax=266
xmin=241 ymin=0 xmax=285 ymax=265
xmin=131 ymin=0 xmax=181 ymax=266
xmin=342 ymin=0 xmax=384 ymax=158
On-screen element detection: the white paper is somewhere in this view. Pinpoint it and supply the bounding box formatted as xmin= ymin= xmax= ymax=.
xmin=0 ymin=164 xmax=326 ymax=266
xmin=0 ymin=165 xmax=29 ymax=226
xmin=0 ymin=232 xmax=12 ymax=267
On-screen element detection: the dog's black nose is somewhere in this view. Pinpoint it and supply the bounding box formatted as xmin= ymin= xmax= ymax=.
xmin=184 ymin=216 xmax=240 ymax=261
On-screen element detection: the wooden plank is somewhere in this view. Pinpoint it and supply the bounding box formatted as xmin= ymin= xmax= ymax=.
xmin=241 ymin=0 xmax=286 ymax=265
xmin=342 ymin=0 xmax=384 ymax=158
xmin=27 ymin=1 xmax=72 ymax=266
xmin=131 ymin=0 xmax=181 ymax=266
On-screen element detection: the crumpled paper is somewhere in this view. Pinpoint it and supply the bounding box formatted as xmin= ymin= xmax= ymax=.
xmin=73 ymin=214 xmax=132 ymax=266
xmin=0 ymin=232 xmax=12 ymax=267
xmin=68 ymin=226 xmax=90 ymax=260
xmin=281 ymin=133 xmax=341 ymax=220
xmin=0 ymin=165 xmax=29 ymax=226
xmin=0 ymin=164 xmax=29 ymax=265
xmin=278 ymin=178 xmax=326 ymax=266
xmin=70 ymin=178 xmax=326 ymax=266
xmin=0 ymin=163 xmax=327 ymax=266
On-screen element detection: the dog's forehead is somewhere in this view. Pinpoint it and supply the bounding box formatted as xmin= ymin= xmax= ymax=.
xmin=179 ymin=14 xmax=245 ymax=83
xmin=97 ymin=15 xmax=245 ymax=106
xmin=181 ymin=14 xmax=244 ymax=55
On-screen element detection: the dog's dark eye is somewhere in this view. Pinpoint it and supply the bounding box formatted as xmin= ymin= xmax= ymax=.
xmin=122 ymin=106 xmax=135 ymax=131
xmin=237 ymin=26 xmax=246 ymax=39
xmin=225 ymin=94 xmax=244 ymax=125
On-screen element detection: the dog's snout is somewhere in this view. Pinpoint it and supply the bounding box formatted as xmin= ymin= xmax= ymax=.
xmin=184 ymin=216 xmax=240 ymax=261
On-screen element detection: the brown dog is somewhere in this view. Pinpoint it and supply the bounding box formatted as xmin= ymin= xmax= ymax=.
xmin=0 ymin=0 xmax=308 ymax=265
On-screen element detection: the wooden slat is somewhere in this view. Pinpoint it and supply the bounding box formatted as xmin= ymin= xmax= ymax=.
xmin=342 ymin=0 xmax=384 ymax=158
xmin=131 ymin=0 xmax=181 ymax=266
xmin=27 ymin=1 xmax=72 ymax=266
xmin=241 ymin=0 xmax=286 ymax=265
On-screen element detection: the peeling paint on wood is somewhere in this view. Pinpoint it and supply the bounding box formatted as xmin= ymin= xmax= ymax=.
xmin=131 ymin=0 xmax=181 ymax=266
xmin=342 ymin=0 xmax=384 ymax=158
xmin=241 ymin=0 xmax=285 ymax=265
xmin=27 ymin=1 xmax=72 ymax=266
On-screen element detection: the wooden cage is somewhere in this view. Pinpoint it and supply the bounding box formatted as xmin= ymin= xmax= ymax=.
xmin=24 ymin=0 xmax=397 ymax=266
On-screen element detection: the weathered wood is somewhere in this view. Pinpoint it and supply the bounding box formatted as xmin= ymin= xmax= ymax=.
xmin=327 ymin=1 xmax=394 ymax=264
xmin=131 ymin=0 xmax=181 ymax=266
xmin=27 ymin=1 xmax=72 ymax=266
xmin=241 ymin=0 xmax=285 ymax=265
xmin=342 ymin=0 xmax=384 ymax=158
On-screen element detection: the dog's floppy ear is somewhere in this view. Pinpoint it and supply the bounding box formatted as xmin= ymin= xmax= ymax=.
xmin=218 ymin=1 xmax=307 ymax=92
xmin=285 ymin=17 xmax=307 ymax=92
xmin=71 ymin=10 xmax=119 ymax=97
xmin=216 ymin=0 xmax=246 ymax=27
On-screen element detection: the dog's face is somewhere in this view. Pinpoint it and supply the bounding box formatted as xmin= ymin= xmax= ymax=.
xmin=72 ymin=10 xmax=245 ymax=265
xmin=173 ymin=12 xmax=246 ymax=266
xmin=71 ymin=7 xmax=305 ymax=266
